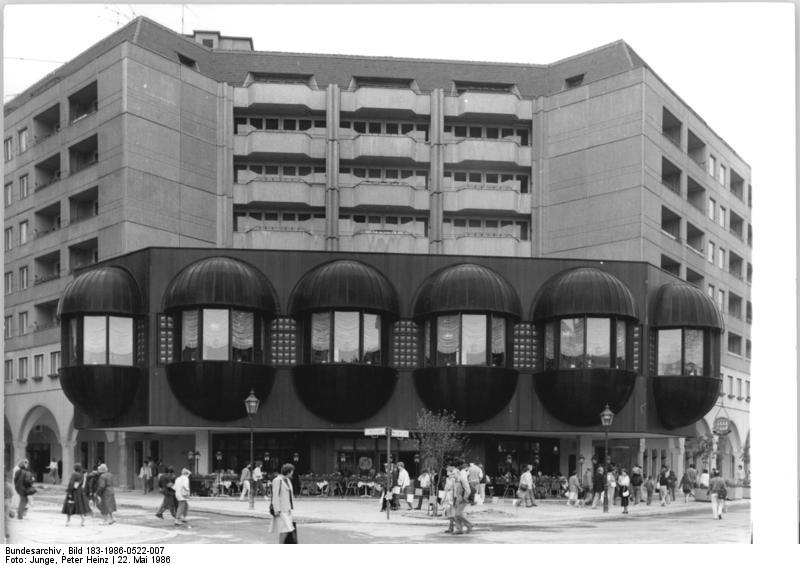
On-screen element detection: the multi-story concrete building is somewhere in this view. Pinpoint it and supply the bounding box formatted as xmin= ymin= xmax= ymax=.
xmin=3 ymin=17 xmax=750 ymax=488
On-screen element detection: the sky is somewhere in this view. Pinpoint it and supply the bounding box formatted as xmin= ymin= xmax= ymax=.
xmin=1 ymin=0 xmax=797 ymax=554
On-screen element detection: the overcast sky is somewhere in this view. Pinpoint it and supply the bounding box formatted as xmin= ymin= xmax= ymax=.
xmin=2 ymin=1 xmax=797 ymax=551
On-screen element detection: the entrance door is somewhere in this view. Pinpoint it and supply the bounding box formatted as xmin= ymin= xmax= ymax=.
xmin=27 ymin=443 xmax=50 ymax=482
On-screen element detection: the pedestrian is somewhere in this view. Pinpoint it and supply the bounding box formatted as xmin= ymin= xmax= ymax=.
xmin=396 ymin=462 xmax=412 ymax=510
xmin=606 ymin=465 xmax=617 ymax=507
xmin=667 ymin=466 xmax=677 ymax=502
xmin=13 ymin=459 xmax=34 ymax=520
xmin=252 ymin=462 xmax=264 ymax=497
xmin=591 ymin=465 xmax=605 ymax=509
xmin=390 ymin=462 xmax=400 ymax=510
xmin=379 ymin=463 xmax=394 ymax=512
xmin=618 ymin=468 xmax=630 ymax=514
xmin=62 ymin=464 xmax=90 ymax=527
xmin=644 ymin=475 xmax=655 ymax=505
xmin=442 ymin=466 xmax=457 ymax=533
xmin=566 ymin=470 xmax=581 ymax=506
xmin=173 ymin=468 xmax=191 ymax=527
xmin=415 ymin=468 xmax=432 ymax=510
xmin=630 ymin=465 xmax=643 ymax=505
xmin=453 ymin=461 xmax=474 ymax=534
xmin=85 ymin=465 xmax=101 ymax=515
xmin=686 ymin=463 xmax=698 ymax=497
xmin=239 ymin=463 xmax=252 ymax=501
xmin=4 ymin=474 xmax=13 ymax=538
xmin=270 ymin=463 xmax=296 ymax=543
xmin=477 ymin=464 xmax=488 ymax=505
xmin=466 ymin=462 xmax=482 ymax=505
xmin=657 ymin=465 xmax=670 ymax=506
xmin=139 ymin=459 xmax=153 ymax=494
xmin=680 ymin=470 xmax=694 ymax=503
xmin=582 ymin=464 xmax=594 ymax=507
xmin=155 ymin=466 xmax=177 ymax=520
xmin=699 ymin=468 xmax=710 ymax=490
xmin=736 ymin=464 xmax=746 ymax=486
xmin=707 ymin=469 xmax=727 ymax=520
xmin=48 ymin=459 xmax=60 ymax=485
xmin=96 ymin=463 xmax=117 ymax=525
xmin=514 ymin=464 xmax=535 ymax=508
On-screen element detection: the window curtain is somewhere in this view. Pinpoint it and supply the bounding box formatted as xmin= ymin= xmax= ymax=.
xmin=424 ymin=320 xmax=432 ymax=366
xmin=436 ymin=314 xmax=460 ymax=366
xmin=616 ymin=320 xmax=627 ymax=369
xmin=232 ymin=310 xmax=254 ymax=362
xmin=181 ymin=310 xmax=199 ymax=361
xmin=69 ymin=318 xmax=79 ymax=365
xmin=544 ymin=321 xmax=555 ymax=370
xmin=684 ymin=329 xmax=704 ymax=376
xmin=334 ymin=311 xmax=359 ymax=363
xmin=311 ymin=312 xmax=331 ymax=363
xmin=362 ymin=313 xmax=381 ymax=364
xmin=108 ymin=316 xmax=133 ymax=366
xmin=491 ymin=316 xmax=506 ymax=367
xmin=657 ymin=329 xmax=682 ymax=375
xmin=586 ymin=318 xmax=610 ymax=368
xmin=203 ymin=309 xmax=229 ymax=361
xmin=83 ymin=316 xmax=107 ymax=365
xmin=560 ymin=318 xmax=584 ymax=369
xmin=461 ymin=314 xmax=487 ymax=365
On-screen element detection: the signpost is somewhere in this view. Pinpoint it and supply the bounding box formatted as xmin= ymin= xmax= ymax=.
xmin=365 ymin=426 xmax=409 ymax=519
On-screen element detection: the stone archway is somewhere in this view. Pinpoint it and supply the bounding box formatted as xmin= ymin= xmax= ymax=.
xmin=18 ymin=406 xmax=61 ymax=483
xmin=4 ymin=417 xmax=13 ymax=474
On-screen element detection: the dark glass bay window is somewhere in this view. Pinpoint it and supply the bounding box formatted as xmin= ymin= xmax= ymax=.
xmin=423 ymin=313 xmax=507 ymax=367
xmin=309 ymin=311 xmax=382 ymax=364
xmin=657 ymin=328 xmax=708 ymax=376
xmin=65 ymin=315 xmax=134 ymax=366
xmin=178 ymin=308 xmax=264 ymax=363
xmin=543 ymin=317 xmax=628 ymax=370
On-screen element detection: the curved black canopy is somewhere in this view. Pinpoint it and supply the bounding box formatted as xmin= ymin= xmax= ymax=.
xmin=653 ymin=282 xmax=724 ymax=329
xmin=288 ymin=259 xmax=400 ymax=319
xmin=58 ymin=266 xmax=144 ymax=318
xmin=163 ymin=256 xmax=279 ymax=316
xmin=412 ymin=263 xmax=522 ymax=320
xmin=531 ymin=267 xmax=638 ymax=322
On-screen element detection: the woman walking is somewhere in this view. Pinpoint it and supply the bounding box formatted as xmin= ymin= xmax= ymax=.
xmin=680 ymin=471 xmax=694 ymax=503
xmin=62 ymin=464 xmax=90 ymax=526
xmin=270 ymin=463 xmax=296 ymax=543
xmin=618 ymin=468 xmax=631 ymax=514
xmin=95 ymin=464 xmax=117 ymax=525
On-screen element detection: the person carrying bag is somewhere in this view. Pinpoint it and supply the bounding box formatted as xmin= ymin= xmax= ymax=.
xmin=270 ymin=463 xmax=297 ymax=543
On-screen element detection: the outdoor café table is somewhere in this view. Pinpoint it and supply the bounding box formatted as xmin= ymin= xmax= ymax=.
xmin=357 ymin=479 xmax=376 ymax=496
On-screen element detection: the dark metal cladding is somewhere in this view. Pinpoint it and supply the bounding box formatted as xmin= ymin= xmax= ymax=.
xmin=292 ymin=365 xmax=398 ymax=423
xmin=59 ymin=366 xmax=143 ymax=421
xmin=288 ymin=260 xmax=400 ymax=319
xmin=165 ymin=361 xmax=275 ymax=422
xmin=57 ymin=266 xmax=144 ymax=317
xmin=531 ymin=267 xmax=638 ymax=321
xmin=652 ymin=376 xmax=722 ymax=429
xmin=653 ymin=283 xmax=724 ymax=329
xmin=162 ymin=256 xmax=279 ymax=315
xmin=412 ymin=263 xmax=522 ymax=319
xmin=413 ymin=366 xmax=518 ymax=423
xmin=533 ymin=369 xmax=637 ymax=427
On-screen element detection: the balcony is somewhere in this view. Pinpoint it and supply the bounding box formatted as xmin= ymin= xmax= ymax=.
xmin=442 ymin=234 xmax=531 ymax=257
xmin=339 ymin=179 xmax=429 ymax=211
xmin=443 ymin=180 xmax=530 ymax=214
xmin=341 ymin=88 xmax=430 ymax=116
xmin=234 ymin=131 xmax=326 ymax=160
xmin=234 ymin=83 xmax=326 ymax=111
xmin=233 ymin=175 xmax=325 ymax=207
xmin=445 ymin=138 xmax=531 ymax=167
xmin=444 ymin=92 xmax=532 ymax=120
xmin=233 ymin=227 xmax=324 ymax=250
xmin=339 ymin=230 xmax=429 ymax=254
xmin=339 ymin=133 xmax=430 ymax=163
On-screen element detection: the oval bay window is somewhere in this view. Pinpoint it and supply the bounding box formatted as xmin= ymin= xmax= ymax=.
xmin=289 ymin=260 xmax=399 ymax=423
xmin=532 ymin=267 xmax=639 ymax=427
xmin=652 ymin=283 xmax=723 ymax=429
xmin=57 ymin=266 xmax=145 ymax=421
xmin=413 ymin=263 xmax=521 ymax=423
xmin=162 ymin=257 xmax=279 ymax=422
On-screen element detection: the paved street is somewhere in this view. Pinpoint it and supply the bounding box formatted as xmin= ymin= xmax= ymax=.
xmin=5 ymin=484 xmax=751 ymax=545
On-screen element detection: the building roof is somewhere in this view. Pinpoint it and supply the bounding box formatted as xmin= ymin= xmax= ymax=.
xmin=652 ymin=282 xmax=724 ymax=329
xmin=57 ymin=266 xmax=144 ymax=317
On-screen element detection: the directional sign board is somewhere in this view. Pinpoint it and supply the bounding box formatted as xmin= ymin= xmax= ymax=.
xmin=391 ymin=429 xmax=409 ymax=438
xmin=364 ymin=427 xmax=387 ymax=436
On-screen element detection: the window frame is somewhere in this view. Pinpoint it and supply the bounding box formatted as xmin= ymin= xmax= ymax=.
xmin=306 ymin=309 xmax=384 ymax=365
xmin=655 ymin=327 xmax=713 ymax=377
xmin=422 ymin=312 xmax=509 ymax=368
xmin=542 ymin=315 xmax=630 ymax=371
xmin=65 ymin=314 xmax=139 ymax=366
xmin=175 ymin=308 xmax=265 ymax=364
xmin=4 ymin=138 xmax=12 ymax=162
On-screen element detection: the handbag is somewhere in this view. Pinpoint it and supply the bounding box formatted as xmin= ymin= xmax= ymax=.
xmin=269 ymin=503 xmax=277 ymax=517
xmin=283 ymin=522 xmax=298 ymax=544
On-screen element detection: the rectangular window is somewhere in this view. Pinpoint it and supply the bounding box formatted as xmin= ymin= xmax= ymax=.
xmin=5 ymin=227 xmax=13 ymax=251
xmin=19 ymin=221 xmax=28 ymax=245
xmin=719 ymin=206 xmax=726 ymax=229
xmin=34 ymin=354 xmax=44 ymax=377
xmin=4 ymin=272 xmax=12 ymax=295
xmin=282 ymin=119 xmax=296 ymax=131
xmin=4 ymin=360 xmax=12 ymax=382
xmin=719 ymin=165 xmax=726 ymax=187
xmin=736 ymin=377 xmax=742 ymax=398
xmin=333 ymin=311 xmax=359 ymax=363
xmin=707 ymin=241 xmax=715 ymax=263
xmin=544 ymin=321 xmax=555 ymax=370
xmin=362 ymin=313 xmax=381 ymax=364
xmin=616 ymin=320 xmax=627 ymax=369
xmin=423 ymin=319 xmax=431 ymax=366
xmin=4 ymin=183 xmax=12 ymax=206
xmin=560 ymin=318 xmax=585 ymax=369
xmin=461 ymin=314 xmax=487 ymax=365
xmin=657 ymin=329 xmax=682 ymax=375
xmin=707 ymin=284 xmax=715 ymax=299
xmin=311 ymin=312 xmax=330 ymax=363
xmin=717 ymin=248 xmax=725 ymax=269
xmin=4 ymin=316 xmax=12 ymax=338
xmin=491 ymin=316 xmax=506 ymax=367
xmin=4 ymin=138 xmax=12 ymax=161
xmin=386 ymin=123 xmax=399 ymax=135
xmin=19 ymin=175 xmax=28 ymax=199
xmin=707 ymin=197 xmax=716 ymax=221
xmin=68 ymin=318 xmax=78 ymax=364
xmin=50 ymin=351 xmax=60 ymax=375
xmin=18 ymin=312 xmax=28 ymax=335
xmin=19 ymin=128 xmax=28 ymax=153
xmin=181 ymin=310 xmax=199 ymax=361
xmin=728 ymin=375 xmax=734 ymax=395
xmin=716 ymin=289 xmax=724 ymax=312
xmin=18 ymin=357 xmax=28 ymax=380
xmin=708 ymin=155 xmax=716 ymax=178
xmin=436 ymin=314 xmax=460 ymax=366
xmin=586 ymin=318 xmax=610 ymax=368
xmin=203 ymin=309 xmax=229 ymax=361
xmin=684 ymin=329 xmax=704 ymax=375
xmin=727 ymin=332 xmax=742 ymax=355
xmin=83 ymin=316 xmax=107 ymax=364
xmin=108 ymin=316 xmax=133 ymax=365
xmin=231 ymin=310 xmax=254 ymax=362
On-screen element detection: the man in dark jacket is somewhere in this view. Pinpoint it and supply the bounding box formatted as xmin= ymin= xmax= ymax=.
xmin=13 ymin=460 xmax=34 ymax=520
xmin=630 ymin=465 xmax=643 ymax=505
xmin=155 ymin=466 xmax=177 ymax=519
xmin=591 ymin=465 xmax=606 ymax=509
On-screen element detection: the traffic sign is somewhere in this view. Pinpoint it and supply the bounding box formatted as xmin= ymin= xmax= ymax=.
xmin=364 ymin=427 xmax=387 ymax=436
xmin=391 ymin=429 xmax=409 ymax=438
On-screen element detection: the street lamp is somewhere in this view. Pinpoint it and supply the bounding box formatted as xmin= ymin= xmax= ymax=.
xmin=244 ymin=389 xmax=261 ymax=510
xmin=600 ymin=403 xmax=615 ymax=513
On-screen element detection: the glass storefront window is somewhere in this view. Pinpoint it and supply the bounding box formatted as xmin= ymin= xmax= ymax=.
xmin=657 ymin=329 xmax=682 ymax=375
xmin=69 ymin=318 xmax=79 ymax=365
xmin=334 ymin=311 xmax=359 ymax=363
xmin=684 ymin=329 xmax=704 ymax=376
xmin=311 ymin=312 xmax=330 ymax=363
xmin=560 ymin=318 xmax=584 ymax=369
xmin=544 ymin=321 xmax=555 ymax=370
xmin=182 ymin=310 xmax=199 ymax=361
xmin=491 ymin=316 xmax=506 ymax=367
xmin=436 ymin=314 xmax=460 ymax=366
xmin=461 ymin=314 xmax=486 ymax=365
xmin=586 ymin=318 xmax=610 ymax=368
xmin=203 ymin=309 xmax=229 ymax=361
xmin=83 ymin=316 xmax=107 ymax=365
xmin=308 ymin=311 xmax=383 ymax=364
xmin=108 ymin=316 xmax=133 ymax=365
xmin=232 ymin=310 xmax=254 ymax=362
xmin=362 ymin=313 xmax=381 ymax=364
xmin=423 ymin=320 xmax=432 ymax=366
xmin=616 ymin=320 xmax=627 ymax=369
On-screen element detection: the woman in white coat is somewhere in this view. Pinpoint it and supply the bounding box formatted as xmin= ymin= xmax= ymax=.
xmin=270 ymin=463 xmax=296 ymax=543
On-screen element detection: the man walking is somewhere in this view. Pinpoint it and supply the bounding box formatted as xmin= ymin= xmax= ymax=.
xmin=155 ymin=466 xmax=176 ymax=520
xmin=591 ymin=465 xmax=605 ymax=509
xmin=466 ymin=462 xmax=482 ymax=505
xmin=567 ymin=470 xmax=582 ymax=507
xmin=657 ymin=465 xmax=670 ymax=506
xmin=630 ymin=465 xmax=643 ymax=505
xmin=239 ymin=463 xmax=252 ymax=501
xmin=582 ymin=464 xmax=594 ymax=507
xmin=452 ymin=461 xmax=474 ymax=534
xmin=139 ymin=459 xmax=152 ymax=494
xmin=252 ymin=462 xmax=264 ymax=497
xmin=415 ymin=469 xmax=432 ymax=510
xmin=707 ymin=469 xmax=727 ymax=520
xmin=173 ymin=468 xmax=191 ymax=527
xmin=515 ymin=464 xmax=536 ymax=508
xmin=396 ymin=462 xmax=412 ymax=510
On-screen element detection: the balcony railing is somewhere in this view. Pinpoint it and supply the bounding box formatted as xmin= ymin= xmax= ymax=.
xmin=34 ymin=273 xmax=60 ymax=285
xmin=34 ymin=224 xmax=62 ymax=239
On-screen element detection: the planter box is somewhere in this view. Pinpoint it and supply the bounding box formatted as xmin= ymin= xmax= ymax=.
xmin=741 ymin=487 xmax=751 ymax=499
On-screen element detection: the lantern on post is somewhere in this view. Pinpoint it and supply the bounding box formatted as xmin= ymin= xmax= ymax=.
xmin=599 ymin=403 xmax=615 ymax=513
xmin=244 ymin=389 xmax=261 ymax=510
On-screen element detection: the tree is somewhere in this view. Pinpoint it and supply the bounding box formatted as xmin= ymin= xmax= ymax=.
xmin=413 ymin=409 xmax=468 ymax=494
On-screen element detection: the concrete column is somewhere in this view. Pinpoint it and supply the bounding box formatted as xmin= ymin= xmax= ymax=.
xmin=637 ymin=438 xmax=646 ymax=468
xmin=428 ymin=88 xmax=444 ymax=254
xmin=194 ymin=430 xmax=210 ymax=475
xmin=60 ymin=439 xmax=76 ymax=485
xmin=117 ymin=432 xmax=130 ymax=489
xmin=13 ymin=441 xmax=27 ymax=466
xmin=324 ymin=83 xmax=340 ymax=251
xmin=671 ymin=437 xmax=685 ymax=479
xmin=575 ymin=435 xmax=593 ymax=478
